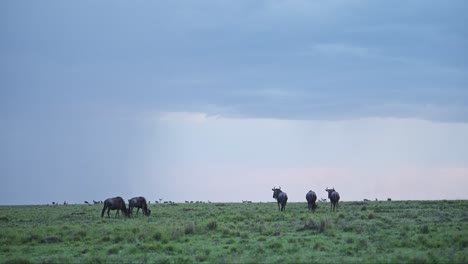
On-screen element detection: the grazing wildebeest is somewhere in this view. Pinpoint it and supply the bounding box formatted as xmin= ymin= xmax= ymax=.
xmin=272 ymin=187 xmax=288 ymax=212
xmin=325 ymin=187 xmax=340 ymax=212
xmin=128 ymin=196 xmax=151 ymax=217
xmin=306 ymin=190 xmax=317 ymax=212
xmin=101 ymin=197 xmax=129 ymax=218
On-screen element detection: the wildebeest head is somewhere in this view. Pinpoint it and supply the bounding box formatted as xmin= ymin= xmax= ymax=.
xmin=272 ymin=186 xmax=282 ymax=199
xmin=325 ymin=187 xmax=336 ymax=196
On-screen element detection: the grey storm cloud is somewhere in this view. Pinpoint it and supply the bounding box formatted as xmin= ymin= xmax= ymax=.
xmin=1 ymin=0 xmax=467 ymax=122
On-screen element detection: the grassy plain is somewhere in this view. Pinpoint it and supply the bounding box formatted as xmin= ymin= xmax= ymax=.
xmin=1 ymin=200 xmax=467 ymax=263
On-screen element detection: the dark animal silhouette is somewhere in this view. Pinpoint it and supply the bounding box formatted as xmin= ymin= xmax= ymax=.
xmin=306 ymin=190 xmax=317 ymax=212
xmin=272 ymin=187 xmax=288 ymax=211
xmin=325 ymin=187 xmax=340 ymax=212
xmin=84 ymin=201 xmax=90 ymax=205
xmin=101 ymin=197 xmax=129 ymax=218
xmin=128 ymin=196 xmax=151 ymax=216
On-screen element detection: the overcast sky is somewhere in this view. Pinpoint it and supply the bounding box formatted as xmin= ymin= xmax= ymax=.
xmin=1 ymin=1 xmax=467 ymax=205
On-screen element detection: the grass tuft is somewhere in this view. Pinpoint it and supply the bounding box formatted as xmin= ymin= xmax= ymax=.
xmin=184 ymin=223 xmax=195 ymax=235
xmin=206 ymin=221 xmax=218 ymax=231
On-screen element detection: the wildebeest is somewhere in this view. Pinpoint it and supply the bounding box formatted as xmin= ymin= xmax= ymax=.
xmin=325 ymin=187 xmax=340 ymax=212
xmin=128 ymin=196 xmax=151 ymax=217
xmin=306 ymin=190 xmax=317 ymax=212
xmin=101 ymin=197 xmax=129 ymax=218
xmin=272 ymin=187 xmax=288 ymax=211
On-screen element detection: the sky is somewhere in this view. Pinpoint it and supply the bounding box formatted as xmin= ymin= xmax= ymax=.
xmin=1 ymin=0 xmax=467 ymax=205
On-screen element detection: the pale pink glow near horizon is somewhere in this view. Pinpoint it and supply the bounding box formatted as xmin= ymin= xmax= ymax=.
xmin=126 ymin=113 xmax=468 ymax=203
xmin=148 ymin=166 xmax=468 ymax=203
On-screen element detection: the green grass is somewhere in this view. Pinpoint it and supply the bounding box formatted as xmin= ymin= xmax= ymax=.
xmin=1 ymin=200 xmax=467 ymax=263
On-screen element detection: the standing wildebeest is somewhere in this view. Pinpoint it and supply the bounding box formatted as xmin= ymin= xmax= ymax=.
xmin=101 ymin=197 xmax=129 ymax=218
xmin=128 ymin=196 xmax=151 ymax=217
xmin=272 ymin=187 xmax=288 ymax=211
xmin=306 ymin=190 xmax=317 ymax=212
xmin=325 ymin=187 xmax=340 ymax=212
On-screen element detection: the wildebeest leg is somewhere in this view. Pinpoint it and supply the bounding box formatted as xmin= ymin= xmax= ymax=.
xmin=101 ymin=206 xmax=106 ymax=218
xmin=115 ymin=210 xmax=120 ymax=218
xmin=277 ymin=202 xmax=280 ymax=211
xmin=107 ymin=208 xmax=111 ymax=218
xmin=136 ymin=208 xmax=140 ymax=215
